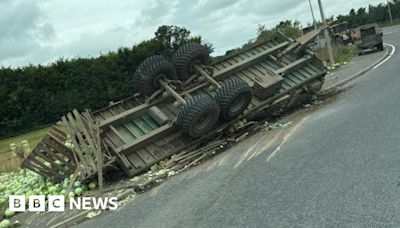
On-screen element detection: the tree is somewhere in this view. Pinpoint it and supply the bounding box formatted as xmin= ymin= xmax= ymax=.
xmin=0 ymin=25 xmax=212 ymax=137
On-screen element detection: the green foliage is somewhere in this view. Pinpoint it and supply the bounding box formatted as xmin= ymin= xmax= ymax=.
xmin=0 ymin=25 xmax=213 ymax=137
xmin=255 ymin=20 xmax=301 ymax=44
xmin=214 ymin=20 xmax=301 ymax=60
xmin=337 ymin=1 xmax=400 ymax=28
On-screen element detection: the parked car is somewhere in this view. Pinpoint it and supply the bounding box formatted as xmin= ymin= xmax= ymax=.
xmin=356 ymin=23 xmax=384 ymax=55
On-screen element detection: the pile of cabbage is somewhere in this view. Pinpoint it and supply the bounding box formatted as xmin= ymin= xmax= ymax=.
xmin=0 ymin=169 xmax=97 ymax=227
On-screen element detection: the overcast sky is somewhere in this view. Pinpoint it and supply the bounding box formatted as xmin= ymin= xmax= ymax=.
xmin=0 ymin=0 xmax=386 ymax=67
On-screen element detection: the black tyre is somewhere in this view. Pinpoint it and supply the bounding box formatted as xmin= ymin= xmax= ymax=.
xmin=378 ymin=42 xmax=384 ymax=51
xmin=215 ymin=77 xmax=253 ymax=121
xmin=133 ymin=55 xmax=177 ymax=95
xmin=177 ymin=93 xmax=220 ymax=138
xmin=172 ymin=42 xmax=210 ymax=80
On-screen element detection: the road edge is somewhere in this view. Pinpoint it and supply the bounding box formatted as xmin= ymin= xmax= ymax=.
xmin=45 ymin=44 xmax=395 ymax=228
xmin=322 ymin=44 xmax=393 ymax=93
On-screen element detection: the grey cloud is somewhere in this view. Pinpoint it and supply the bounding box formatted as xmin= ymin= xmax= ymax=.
xmin=198 ymin=0 xmax=237 ymax=12
xmin=0 ymin=0 xmax=55 ymax=63
xmin=236 ymin=0 xmax=304 ymax=17
xmin=0 ymin=0 xmax=386 ymax=67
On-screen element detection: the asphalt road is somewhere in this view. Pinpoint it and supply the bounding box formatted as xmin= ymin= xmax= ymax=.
xmin=79 ymin=26 xmax=400 ymax=228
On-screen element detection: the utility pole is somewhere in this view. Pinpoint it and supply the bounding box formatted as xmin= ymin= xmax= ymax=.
xmin=317 ymin=0 xmax=335 ymax=66
xmin=388 ymin=0 xmax=393 ymax=25
xmin=308 ymin=0 xmax=317 ymax=30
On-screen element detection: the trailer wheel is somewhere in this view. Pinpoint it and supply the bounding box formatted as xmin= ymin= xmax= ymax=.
xmin=133 ymin=55 xmax=177 ymax=96
xmin=177 ymin=93 xmax=220 ymax=138
xmin=215 ymin=77 xmax=253 ymax=121
xmin=172 ymin=42 xmax=210 ymax=80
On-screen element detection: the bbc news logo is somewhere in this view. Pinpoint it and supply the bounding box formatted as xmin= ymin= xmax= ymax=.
xmin=9 ymin=195 xmax=118 ymax=212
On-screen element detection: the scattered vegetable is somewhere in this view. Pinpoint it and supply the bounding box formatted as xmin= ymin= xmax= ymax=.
xmin=4 ymin=209 xmax=15 ymax=218
xmin=85 ymin=210 xmax=101 ymax=219
xmin=88 ymin=182 xmax=97 ymax=190
xmin=0 ymin=219 xmax=11 ymax=228
xmin=74 ymin=187 xmax=83 ymax=196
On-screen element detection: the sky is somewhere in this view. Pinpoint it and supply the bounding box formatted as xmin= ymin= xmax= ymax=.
xmin=0 ymin=0 xmax=386 ymax=67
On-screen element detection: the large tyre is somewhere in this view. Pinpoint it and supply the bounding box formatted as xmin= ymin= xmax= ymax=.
xmin=215 ymin=77 xmax=253 ymax=121
xmin=133 ymin=55 xmax=177 ymax=96
xmin=172 ymin=42 xmax=210 ymax=80
xmin=177 ymin=93 xmax=220 ymax=138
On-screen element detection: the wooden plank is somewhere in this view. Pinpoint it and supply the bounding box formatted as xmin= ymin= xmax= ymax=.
xmin=64 ymin=168 xmax=80 ymax=198
xmin=117 ymin=124 xmax=175 ymax=155
xmin=67 ymin=112 xmax=97 ymax=175
xmin=64 ymin=113 xmax=90 ymax=178
xmin=39 ymin=140 xmax=75 ymax=171
xmin=96 ymin=122 xmax=104 ymax=193
xmin=83 ymin=110 xmax=105 ymax=192
xmin=275 ymin=55 xmax=312 ymax=75
xmin=213 ymin=37 xmax=280 ymax=65
xmin=48 ymin=127 xmax=67 ymax=142
xmin=23 ymin=162 xmax=53 ymax=179
xmin=213 ymin=41 xmax=289 ymax=81
xmin=73 ymin=109 xmax=98 ymax=172
xmin=136 ymin=148 xmax=156 ymax=164
xmin=30 ymin=156 xmax=62 ymax=177
xmin=109 ymin=147 xmax=133 ymax=170
xmin=46 ymin=132 xmax=73 ymax=157
xmin=60 ymin=117 xmax=81 ymax=169
xmin=99 ymin=102 xmax=151 ymax=129
xmin=35 ymin=148 xmax=65 ymax=172
xmin=45 ymin=136 xmax=75 ymax=162
xmin=109 ymin=125 xmax=128 ymax=144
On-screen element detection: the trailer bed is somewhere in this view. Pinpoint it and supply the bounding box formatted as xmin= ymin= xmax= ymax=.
xmin=90 ymin=38 xmax=326 ymax=177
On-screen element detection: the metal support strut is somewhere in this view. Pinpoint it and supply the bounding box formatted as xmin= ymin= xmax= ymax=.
xmin=194 ymin=65 xmax=222 ymax=89
xmin=159 ymin=80 xmax=187 ymax=105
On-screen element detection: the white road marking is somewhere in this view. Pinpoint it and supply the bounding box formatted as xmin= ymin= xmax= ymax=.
xmin=266 ymin=116 xmax=309 ymax=162
xmin=372 ymin=43 xmax=396 ymax=70
xmin=234 ymin=135 xmax=267 ymax=168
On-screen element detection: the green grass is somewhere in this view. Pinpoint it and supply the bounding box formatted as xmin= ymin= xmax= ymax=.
xmin=336 ymin=45 xmax=358 ymax=63
xmin=0 ymin=127 xmax=50 ymax=154
xmin=316 ymin=43 xmax=358 ymax=66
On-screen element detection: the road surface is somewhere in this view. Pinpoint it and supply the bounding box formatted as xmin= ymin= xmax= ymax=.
xmin=79 ymin=25 xmax=400 ymax=228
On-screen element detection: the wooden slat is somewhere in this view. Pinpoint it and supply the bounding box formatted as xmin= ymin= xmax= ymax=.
xmin=73 ymin=109 xmax=98 ymax=172
xmin=23 ymin=162 xmax=53 ymax=179
xmin=276 ymin=55 xmax=313 ymax=75
xmin=64 ymin=113 xmax=90 ymax=178
xmin=60 ymin=117 xmax=81 ymax=169
xmin=30 ymin=156 xmax=62 ymax=178
xmin=213 ymin=41 xmax=290 ymax=81
xmin=40 ymin=140 xmax=75 ymax=171
xmin=117 ymin=124 xmax=175 ymax=155
xmin=96 ymin=121 xmax=104 ymax=193
xmin=35 ymin=147 xmax=66 ymax=172
xmin=109 ymin=125 xmax=128 ymax=144
xmin=99 ymin=102 xmax=151 ymax=129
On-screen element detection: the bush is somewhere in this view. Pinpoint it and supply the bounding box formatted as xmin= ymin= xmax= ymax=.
xmin=0 ymin=26 xmax=212 ymax=137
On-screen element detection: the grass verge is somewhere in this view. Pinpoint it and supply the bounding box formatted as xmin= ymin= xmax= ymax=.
xmin=315 ymin=43 xmax=358 ymax=65
xmin=0 ymin=127 xmax=50 ymax=173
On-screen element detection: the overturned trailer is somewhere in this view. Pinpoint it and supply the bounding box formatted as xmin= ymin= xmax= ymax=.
xmin=22 ymin=26 xmax=328 ymax=181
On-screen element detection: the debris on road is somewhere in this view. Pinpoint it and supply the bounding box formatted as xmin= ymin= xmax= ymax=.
xmin=85 ymin=211 xmax=102 ymax=219
xmin=9 ymin=22 xmax=334 ymax=228
xmin=262 ymin=122 xmax=292 ymax=132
